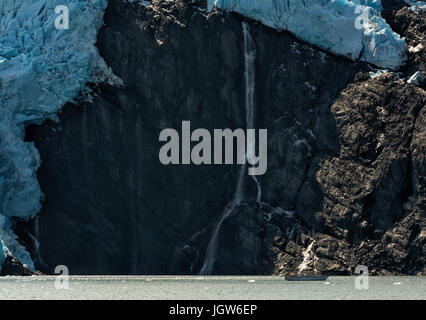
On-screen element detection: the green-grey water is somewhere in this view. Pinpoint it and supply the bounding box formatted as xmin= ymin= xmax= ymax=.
xmin=0 ymin=276 xmax=424 ymax=300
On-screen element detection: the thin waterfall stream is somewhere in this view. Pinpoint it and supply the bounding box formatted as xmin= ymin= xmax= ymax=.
xmin=199 ymin=22 xmax=260 ymax=275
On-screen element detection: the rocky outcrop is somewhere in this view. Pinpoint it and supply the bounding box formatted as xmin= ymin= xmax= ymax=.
xmin=13 ymin=0 xmax=425 ymax=276
xmin=200 ymin=73 xmax=425 ymax=276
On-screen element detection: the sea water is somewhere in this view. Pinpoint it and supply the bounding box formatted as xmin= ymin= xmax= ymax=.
xmin=0 ymin=276 xmax=424 ymax=300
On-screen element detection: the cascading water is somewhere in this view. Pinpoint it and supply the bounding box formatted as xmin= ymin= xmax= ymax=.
xmin=243 ymin=21 xmax=256 ymax=130
xmin=199 ymin=22 xmax=260 ymax=275
xmin=243 ymin=22 xmax=262 ymax=205
xmin=31 ymin=217 xmax=43 ymax=265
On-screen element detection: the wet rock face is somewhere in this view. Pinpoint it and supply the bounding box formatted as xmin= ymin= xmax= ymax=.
xmin=26 ymin=0 xmax=245 ymax=274
xmin=19 ymin=0 xmax=425 ymax=275
xmin=203 ymin=202 xmax=271 ymax=275
xmin=0 ymin=256 xmax=35 ymax=276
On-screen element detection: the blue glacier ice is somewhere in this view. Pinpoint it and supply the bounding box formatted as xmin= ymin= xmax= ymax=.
xmin=403 ymin=1 xmax=426 ymax=11
xmin=0 ymin=0 xmax=122 ymax=271
xmin=403 ymin=0 xmax=426 ymax=7
xmin=0 ymin=239 xmax=6 ymax=272
xmin=208 ymin=0 xmax=407 ymax=70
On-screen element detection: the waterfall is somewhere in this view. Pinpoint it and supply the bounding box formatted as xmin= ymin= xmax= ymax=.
xmin=199 ymin=22 xmax=259 ymax=275
xmin=33 ymin=216 xmax=43 ymax=265
xmin=243 ymin=22 xmax=256 ymax=130
xmin=243 ymin=21 xmax=262 ymax=205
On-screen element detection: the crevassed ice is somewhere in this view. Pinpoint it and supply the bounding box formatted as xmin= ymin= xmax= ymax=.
xmin=0 ymin=239 xmax=6 ymax=268
xmin=403 ymin=0 xmax=426 ymax=8
xmin=0 ymin=0 xmax=117 ymax=271
xmin=208 ymin=0 xmax=407 ymax=70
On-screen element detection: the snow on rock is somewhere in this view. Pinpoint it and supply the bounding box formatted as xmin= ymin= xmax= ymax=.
xmin=369 ymin=69 xmax=388 ymax=78
xmin=298 ymin=240 xmax=315 ymax=273
xmin=409 ymin=43 xmax=424 ymax=53
xmin=208 ymin=0 xmax=407 ymax=70
xmin=407 ymin=71 xmax=422 ymax=85
xmin=0 ymin=0 xmax=116 ymax=269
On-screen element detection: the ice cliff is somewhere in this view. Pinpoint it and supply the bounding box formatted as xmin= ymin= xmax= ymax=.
xmin=208 ymin=0 xmax=407 ymax=70
xmin=0 ymin=239 xmax=6 ymax=269
xmin=403 ymin=1 xmax=426 ymax=9
xmin=0 ymin=0 xmax=117 ymax=271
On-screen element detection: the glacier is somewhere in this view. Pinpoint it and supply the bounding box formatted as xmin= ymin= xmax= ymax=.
xmin=0 ymin=239 xmax=6 ymax=269
xmin=208 ymin=0 xmax=407 ymax=70
xmin=0 ymin=0 xmax=121 ymax=272
xmin=403 ymin=0 xmax=426 ymax=9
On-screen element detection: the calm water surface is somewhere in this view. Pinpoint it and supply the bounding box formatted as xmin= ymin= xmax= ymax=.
xmin=0 ymin=276 xmax=424 ymax=300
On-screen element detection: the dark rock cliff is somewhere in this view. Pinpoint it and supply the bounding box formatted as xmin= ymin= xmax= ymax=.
xmin=0 ymin=256 xmax=35 ymax=276
xmin=17 ymin=0 xmax=425 ymax=275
